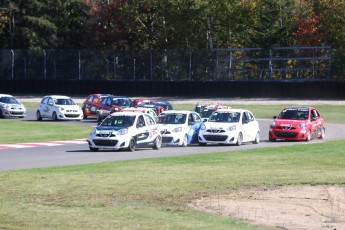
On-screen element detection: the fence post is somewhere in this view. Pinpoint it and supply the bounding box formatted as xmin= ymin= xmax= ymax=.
xmin=43 ymin=49 xmax=47 ymax=79
xmin=269 ymin=49 xmax=273 ymax=80
xmin=189 ymin=51 xmax=192 ymax=81
xmin=133 ymin=58 xmax=136 ymax=80
xmin=10 ymin=49 xmax=14 ymax=79
xmin=78 ymin=50 xmax=81 ymax=80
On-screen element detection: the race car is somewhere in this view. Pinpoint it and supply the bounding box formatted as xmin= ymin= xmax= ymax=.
xmin=96 ymin=95 xmax=131 ymax=122
xmin=88 ymin=111 xmax=162 ymax=152
xmin=198 ymin=109 xmax=260 ymax=146
xmin=269 ymin=106 xmax=325 ymax=141
xmin=0 ymin=94 xmax=27 ymax=118
xmin=199 ymin=104 xmax=229 ymax=121
xmin=156 ymin=110 xmax=203 ymax=146
xmin=82 ymin=93 xmax=111 ymax=119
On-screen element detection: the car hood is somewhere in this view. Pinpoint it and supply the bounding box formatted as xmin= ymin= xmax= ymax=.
xmin=205 ymin=122 xmax=237 ymax=129
xmin=274 ymin=119 xmax=307 ymax=127
xmin=96 ymin=126 xmax=128 ymax=131
xmin=56 ymin=105 xmax=81 ymax=110
xmin=0 ymin=102 xmax=25 ymax=108
xmin=158 ymin=124 xmax=184 ymax=131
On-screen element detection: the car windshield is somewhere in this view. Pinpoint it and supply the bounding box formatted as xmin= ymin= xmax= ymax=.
xmin=101 ymin=115 xmax=135 ymax=127
xmin=200 ymin=109 xmax=215 ymax=118
xmin=157 ymin=113 xmax=186 ymax=124
xmin=208 ymin=112 xmax=240 ymax=123
xmin=0 ymin=96 xmax=19 ymax=104
xmin=54 ymin=98 xmax=75 ymax=105
xmin=278 ymin=109 xmax=309 ymax=120
xmin=112 ymin=98 xmax=131 ymax=107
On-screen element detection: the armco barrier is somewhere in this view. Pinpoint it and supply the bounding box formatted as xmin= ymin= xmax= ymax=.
xmin=0 ymin=79 xmax=344 ymax=99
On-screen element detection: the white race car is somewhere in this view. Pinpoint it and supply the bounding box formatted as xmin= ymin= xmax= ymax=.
xmin=0 ymin=94 xmax=27 ymax=118
xmin=156 ymin=110 xmax=203 ymax=146
xmin=198 ymin=109 xmax=260 ymax=146
xmin=88 ymin=111 xmax=162 ymax=152
xmin=36 ymin=95 xmax=83 ymax=121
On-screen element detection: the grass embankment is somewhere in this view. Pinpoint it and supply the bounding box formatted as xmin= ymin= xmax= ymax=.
xmin=0 ymin=102 xmax=344 ymax=229
xmin=0 ymin=141 xmax=345 ymax=229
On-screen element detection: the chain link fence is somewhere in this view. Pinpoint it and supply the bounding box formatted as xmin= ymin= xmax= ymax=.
xmin=0 ymin=47 xmax=332 ymax=81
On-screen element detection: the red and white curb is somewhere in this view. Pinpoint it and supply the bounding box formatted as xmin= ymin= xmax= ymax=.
xmin=0 ymin=139 xmax=87 ymax=150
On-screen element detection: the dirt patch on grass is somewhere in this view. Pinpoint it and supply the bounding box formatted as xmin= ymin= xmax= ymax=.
xmin=189 ymin=185 xmax=345 ymax=230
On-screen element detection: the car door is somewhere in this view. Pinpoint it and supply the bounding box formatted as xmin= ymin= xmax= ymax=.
xmin=135 ymin=115 xmax=150 ymax=144
xmin=187 ymin=112 xmax=202 ymax=144
xmin=45 ymin=97 xmax=55 ymax=118
xmin=242 ymin=111 xmax=259 ymax=141
xmin=310 ymin=109 xmax=323 ymax=136
xmin=90 ymin=95 xmax=99 ymax=115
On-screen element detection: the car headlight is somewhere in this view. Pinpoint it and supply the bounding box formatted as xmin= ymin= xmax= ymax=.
xmin=56 ymin=106 xmax=64 ymax=111
xmin=200 ymin=124 xmax=206 ymax=130
xmin=90 ymin=128 xmax=98 ymax=135
xmin=118 ymin=128 xmax=128 ymax=135
xmin=298 ymin=123 xmax=306 ymax=129
xmin=0 ymin=104 xmax=9 ymax=109
xmin=173 ymin=126 xmax=182 ymax=132
xmin=270 ymin=121 xmax=276 ymax=128
xmin=227 ymin=125 xmax=236 ymax=131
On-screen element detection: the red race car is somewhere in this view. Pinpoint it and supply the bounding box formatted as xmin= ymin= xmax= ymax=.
xmin=82 ymin=93 xmax=111 ymax=119
xmin=269 ymin=106 xmax=325 ymax=141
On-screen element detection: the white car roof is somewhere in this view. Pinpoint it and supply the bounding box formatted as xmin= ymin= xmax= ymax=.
xmin=0 ymin=94 xmax=14 ymax=97
xmin=109 ymin=111 xmax=149 ymax=117
xmin=44 ymin=95 xmax=72 ymax=99
xmin=214 ymin=108 xmax=249 ymax=113
xmin=161 ymin=110 xmax=192 ymax=114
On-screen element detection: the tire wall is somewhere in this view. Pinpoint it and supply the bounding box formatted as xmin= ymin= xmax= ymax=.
xmin=0 ymin=80 xmax=344 ymax=99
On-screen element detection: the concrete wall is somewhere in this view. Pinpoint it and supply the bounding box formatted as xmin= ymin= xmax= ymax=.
xmin=1 ymin=80 xmax=344 ymax=99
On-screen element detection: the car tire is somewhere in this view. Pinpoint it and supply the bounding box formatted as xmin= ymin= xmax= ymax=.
xmin=36 ymin=111 xmax=42 ymax=121
xmin=236 ymin=133 xmax=243 ymax=146
xmin=0 ymin=109 xmax=3 ymax=118
xmin=83 ymin=110 xmax=87 ymax=119
xmin=128 ymin=137 xmax=136 ymax=152
xmin=152 ymin=136 xmax=162 ymax=150
xmin=269 ymin=138 xmax=276 ymax=142
xmin=319 ymin=127 xmax=325 ymax=139
xmin=199 ymin=142 xmax=207 ymax=146
xmin=181 ymin=134 xmax=188 ymax=147
xmin=252 ymin=131 xmax=260 ymax=144
xmin=89 ymin=147 xmax=99 ymax=152
xmin=306 ymin=130 xmax=311 ymax=141
xmin=52 ymin=112 xmax=58 ymax=121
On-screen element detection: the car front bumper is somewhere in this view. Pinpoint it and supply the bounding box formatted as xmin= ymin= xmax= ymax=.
xmin=198 ymin=131 xmax=238 ymax=144
xmin=88 ymin=134 xmax=130 ymax=150
xmin=269 ymin=129 xmax=307 ymax=141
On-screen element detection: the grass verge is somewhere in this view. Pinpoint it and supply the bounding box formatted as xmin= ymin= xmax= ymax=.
xmin=0 ymin=140 xmax=345 ymax=229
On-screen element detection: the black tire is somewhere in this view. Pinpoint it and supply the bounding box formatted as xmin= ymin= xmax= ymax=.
xmin=0 ymin=109 xmax=3 ymax=118
xmin=89 ymin=146 xmax=99 ymax=152
xmin=152 ymin=136 xmax=162 ymax=150
xmin=83 ymin=109 xmax=87 ymax=119
xmin=199 ymin=142 xmax=207 ymax=146
xmin=252 ymin=131 xmax=260 ymax=144
xmin=236 ymin=133 xmax=243 ymax=146
xmin=269 ymin=138 xmax=276 ymax=142
xmin=52 ymin=112 xmax=58 ymax=121
xmin=181 ymin=134 xmax=188 ymax=147
xmin=319 ymin=127 xmax=325 ymax=139
xmin=128 ymin=137 xmax=136 ymax=152
xmin=36 ymin=111 xmax=42 ymax=121
xmin=306 ymin=130 xmax=311 ymax=141
xmin=96 ymin=112 xmax=102 ymax=122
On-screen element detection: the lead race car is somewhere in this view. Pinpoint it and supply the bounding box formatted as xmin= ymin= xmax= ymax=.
xmin=269 ymin=106 xmax=325 ymax=141
xmin=88 ymin=111 xmax=162 ymax=152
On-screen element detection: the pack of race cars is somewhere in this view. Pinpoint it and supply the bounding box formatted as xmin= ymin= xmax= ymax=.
xmin=0 ymin=94 xmax=326 ymax=152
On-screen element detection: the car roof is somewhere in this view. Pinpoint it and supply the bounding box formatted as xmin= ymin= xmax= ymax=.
xmin=0 ymin=94 xmax=13 ymax=97
xmin=161 ymin=110 xmax=193 ymax=114
xmin=214 ymin=108 xmax=248 ymax=113
xmin=109 ymin=111 xmax=146 ymax=117
xmin=285 ymin=106 xmax=310 ymax=110
xmin=44 ymin=95 xmax=72 ymax=99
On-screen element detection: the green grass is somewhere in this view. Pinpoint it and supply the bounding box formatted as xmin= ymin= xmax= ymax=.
xmin=0 ymin=119 xmax=91 ymax=144
xmin=0 ymin=141 xmax=344 ymax=229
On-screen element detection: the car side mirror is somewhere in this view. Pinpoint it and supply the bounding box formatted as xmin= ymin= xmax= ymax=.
xmin=311 ymin=117 xmax=317 ymax=121
xmin=242 ymin=120 xmax=248 ymax=124
xmin=137 ymin=123 xmax=144 ymax=128
xmin=273 ymin=116 xmax=277 ymax=119
xmin=202 ymin=118 xmax=208 ymax=122
xmin=188 ymin=122 xmax=195 ymax=126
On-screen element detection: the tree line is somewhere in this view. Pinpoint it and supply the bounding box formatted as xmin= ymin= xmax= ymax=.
xmin=1 ymin=0 xmax=345 ymax=79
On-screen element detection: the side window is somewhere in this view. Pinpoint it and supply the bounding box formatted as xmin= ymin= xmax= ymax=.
xmin=92 ymin=96 xmax=99 ymax=103
xmin=137 ymin=115 xmax=146 ymax=127
xmin=242 ymin=112 xmax=249 ymax=123
xmin=312 ymin=110 xmax=320 ymax=119
xmin=192 ymin=112 xmax=201 ymax=123
xmin=247 ymin=112 xmax=255 ymax=122
xmin=48 ymin=98 xmax=53 ymax=106
xmin=41 ymin=97 xmax=48 ymax=104
xmin=144 ymin=114 xmax=155 ymax=126
xmin=87 ymin=96 xmax=93 ymax=103
xmin=188 ymin=114 xmax=194 ymax=123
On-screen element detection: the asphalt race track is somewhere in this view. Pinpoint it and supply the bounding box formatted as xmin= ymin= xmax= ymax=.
xmin=1 ymin=108 xmax=345 ymax=171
